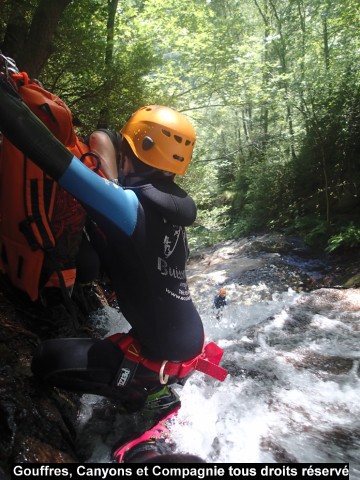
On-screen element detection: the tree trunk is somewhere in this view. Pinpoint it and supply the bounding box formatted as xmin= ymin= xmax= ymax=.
xmin=105 ymin=0 xmax=118 ymax=66
xmin=267 ymin=0 xmax=297 ymax=160
xmin=323 ymin=14 xmax=330 ymax=71
xmin=97 ymin=0 xmax=119 ymax=128
xmin=254 ymin=0 xmax=270 ymax=147
xmin=1 ymin=0 xmax=30 ymax=61
xmin=1 ymin=0 xmax=72 ymax=78
xmin=19 ymin=0 xmax=72 ymax=78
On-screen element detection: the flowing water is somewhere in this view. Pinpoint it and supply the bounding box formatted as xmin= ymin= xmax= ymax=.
xmin=76 ymin=239 xmax=360 ymax=478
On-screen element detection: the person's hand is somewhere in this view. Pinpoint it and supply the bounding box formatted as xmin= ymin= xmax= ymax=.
xmin=0 ymin=54 xmax=19 ymax=76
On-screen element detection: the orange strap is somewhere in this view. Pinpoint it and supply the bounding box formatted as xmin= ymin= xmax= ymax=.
xmin=11 ymin=71 xmax=30 ymax=85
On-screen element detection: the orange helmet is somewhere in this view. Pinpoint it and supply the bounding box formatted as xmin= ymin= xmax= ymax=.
xmin=120 ymin=105 xmax=196 ymax=176
xmin=219 ymin=288 xmax=226 ymax=296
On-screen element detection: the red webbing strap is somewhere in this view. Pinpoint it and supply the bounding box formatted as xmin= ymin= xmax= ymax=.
xmin=193 ymin=342 xmax=228 ymax=381
xmin=107 ymin=333 xmax=228 ymax=382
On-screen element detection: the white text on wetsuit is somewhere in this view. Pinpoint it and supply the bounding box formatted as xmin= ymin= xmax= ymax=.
xmin=157 ymin=257 xmax=186 ymax=280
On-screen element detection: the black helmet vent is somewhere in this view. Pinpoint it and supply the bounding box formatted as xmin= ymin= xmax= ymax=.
xmin=142 ymin=136 xmax=155 ymax=151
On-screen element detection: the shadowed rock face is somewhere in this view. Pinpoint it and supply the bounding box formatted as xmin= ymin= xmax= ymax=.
xmin=0 ymin=233 xmax=359 ymax=475
xmin=0 ymin=284 xmax=104 ymax=476
xmin=0 ymin=303 xmax=78 ymax=467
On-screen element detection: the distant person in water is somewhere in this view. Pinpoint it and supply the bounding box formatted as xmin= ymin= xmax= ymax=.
xmin=213 ymin=287 xmax=227 ymax=320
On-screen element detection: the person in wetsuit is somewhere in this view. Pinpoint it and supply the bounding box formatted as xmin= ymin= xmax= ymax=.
xmin=31 ymin=106 xmax=207 ymax=417
xmin=213 ymin=287 xmax=227 ymax=320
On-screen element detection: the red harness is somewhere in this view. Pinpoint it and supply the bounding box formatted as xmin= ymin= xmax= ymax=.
xmin=108 ymin=333 xmax=228 ymax=384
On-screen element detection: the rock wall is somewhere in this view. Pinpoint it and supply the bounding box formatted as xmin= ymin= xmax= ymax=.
xmin=0 ymin=284 xmax=104 ymax=477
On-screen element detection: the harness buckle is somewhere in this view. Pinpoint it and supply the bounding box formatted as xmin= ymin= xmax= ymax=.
xmin=159 ymin=360 xmax=169 ymax=384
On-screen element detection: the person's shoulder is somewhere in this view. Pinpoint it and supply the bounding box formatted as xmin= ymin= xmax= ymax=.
xmin=138 ymin=179 xmax=196 ymax=226
xmin=89 ymin=129 xmax=114 ymax=142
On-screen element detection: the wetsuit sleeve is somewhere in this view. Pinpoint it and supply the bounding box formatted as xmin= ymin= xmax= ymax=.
xmin=59 ymin=158 xmax=138 ymax=236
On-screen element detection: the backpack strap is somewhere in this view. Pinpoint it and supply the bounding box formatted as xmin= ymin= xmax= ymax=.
xmin=20 ymin=158 xmax=56 ymax=252
xmin=20 ymin=155 xmax=79 ymax=329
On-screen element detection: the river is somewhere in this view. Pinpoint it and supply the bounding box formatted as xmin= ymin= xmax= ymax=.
xmin=76 ymin=235 xmax=359 ymax=478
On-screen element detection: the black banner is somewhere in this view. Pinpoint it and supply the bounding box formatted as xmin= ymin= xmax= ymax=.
xmin=11 ymin=463 xmax=350 ymax=480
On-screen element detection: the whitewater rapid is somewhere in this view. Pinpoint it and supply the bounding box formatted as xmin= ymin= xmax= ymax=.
xmin=78 ymin=283 xmax=359 ymax=479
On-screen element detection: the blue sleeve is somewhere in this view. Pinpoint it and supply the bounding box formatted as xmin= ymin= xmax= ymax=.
xmin=58 ymin=156 xmax=139 ymax=236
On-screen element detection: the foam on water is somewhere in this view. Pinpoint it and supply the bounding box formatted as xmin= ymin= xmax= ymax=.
xmin=78 ymin=286 xmax=360 ymax=477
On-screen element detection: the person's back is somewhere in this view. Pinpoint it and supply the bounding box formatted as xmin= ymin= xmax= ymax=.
xmin=97 ymin=181 xmax=202 ymax=361
xmin=83 ymin=107 xmax=204 ymax=361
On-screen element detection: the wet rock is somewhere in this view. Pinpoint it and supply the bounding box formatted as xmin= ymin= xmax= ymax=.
xmin=290 ymin=354 xmax=355 ymax=377
xmin=260 ymin=437 xmax=298 ymax=463
xmin=296 ymin=288 xmax=360 ymax=315
xmin=188 ymin=233 xmax=360 ymax=300
xmin=0 ymin=283 xmax=105 ymax=476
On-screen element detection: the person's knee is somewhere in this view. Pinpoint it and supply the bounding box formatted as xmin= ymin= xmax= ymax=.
xmin=31 ymin=338 xmax=99 ymax=381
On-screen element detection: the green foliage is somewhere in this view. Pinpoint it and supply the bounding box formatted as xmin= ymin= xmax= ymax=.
xmin=39 ymin=0 xmax=159 ymax=134
xmin=2 ymin=0 xmax=360 ymax=250
xmin=229 ymin=157 xmax=295 ymax=234
xmin=326 ymin=223 xmax=360 ymax=253
xmin=187 ymin=205 xmax=230 ymax=252
xmin=291 ymin=216 xmax=331 ymax=249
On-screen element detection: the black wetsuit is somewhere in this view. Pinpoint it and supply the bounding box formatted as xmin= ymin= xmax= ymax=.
xmin=31 ymin=158 xmax=204 ymax=405
xmin=214 ymin=295 xmax=227 ymax=309
xmin=96 ymin=178 xmax=204 ymax=361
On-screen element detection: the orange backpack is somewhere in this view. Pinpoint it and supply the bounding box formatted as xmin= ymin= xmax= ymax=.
xmin=0 ymin=72 xmax=104 ymax=302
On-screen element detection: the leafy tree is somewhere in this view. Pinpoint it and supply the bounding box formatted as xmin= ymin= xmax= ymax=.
xmin=39 ymin=0 xmax=159 ymax=133
xmin=0 ymin=0 xmax=159 ymax=133
xmin=1 ymin=0 xmax=359 ymax=250
xmin=1 ymin=0 xmax=72 ymax=77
